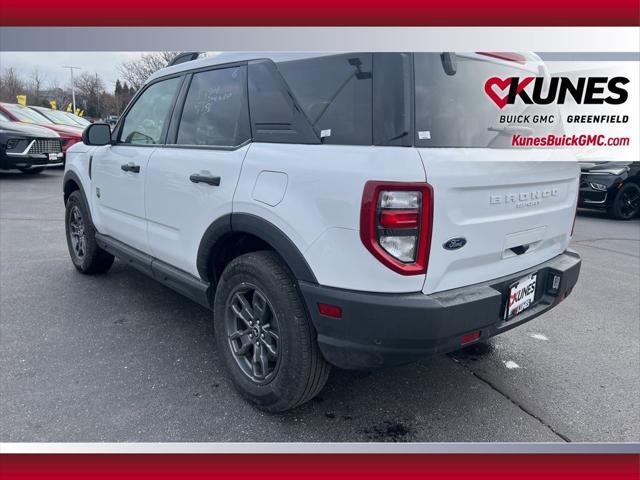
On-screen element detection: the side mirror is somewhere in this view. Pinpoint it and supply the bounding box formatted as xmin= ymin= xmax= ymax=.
xmin=440 ymin=52 xmax=457 ymax=76
xmin=82 ymin=123 xmax=112 ymax=146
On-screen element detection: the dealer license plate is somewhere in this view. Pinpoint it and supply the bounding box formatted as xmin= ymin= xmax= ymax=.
xmin=505 ymin=273 xmax=537 ymax=320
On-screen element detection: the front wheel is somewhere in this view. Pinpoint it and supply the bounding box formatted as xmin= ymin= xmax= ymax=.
xmin=213 ymin=251 xmax=330 ymax=412
xmin=65 ymin=190 xmax=115 ymax=274
xmin=608 ymin=183 xmax=640 ymax=220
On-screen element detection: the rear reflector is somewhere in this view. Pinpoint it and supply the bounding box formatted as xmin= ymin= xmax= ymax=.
xmin=318 ymin=303 xmax=342 ymax=319
xmin=461 ymin=331 xmax=481 ymax=345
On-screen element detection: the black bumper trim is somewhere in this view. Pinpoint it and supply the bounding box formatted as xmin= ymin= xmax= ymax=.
xmin=300 ymin=250 xmax=581 ymax=370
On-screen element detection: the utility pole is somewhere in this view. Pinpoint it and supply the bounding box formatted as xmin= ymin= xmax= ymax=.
xmin=62 ymin=66 xmax=80 ymax=113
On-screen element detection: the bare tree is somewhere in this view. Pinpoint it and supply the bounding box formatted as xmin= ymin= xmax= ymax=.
xmin=75 ymin=72 xmax=105 ymax=117
xmin=0 ymin=68 xmax=26 ymax=103
xmin=118 ymin=52 xmax=177 ymax=89
xmin=46 ymin=78 xmax=72 ymax=112
xmin=30 ymin=68 xmax=45 ymax=104
xmin=0 ymin=67 xmax=117 ymax=119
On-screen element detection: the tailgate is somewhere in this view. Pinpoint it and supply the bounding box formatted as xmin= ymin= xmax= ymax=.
xmin=419 ymin=148 xmax=579 ymax=294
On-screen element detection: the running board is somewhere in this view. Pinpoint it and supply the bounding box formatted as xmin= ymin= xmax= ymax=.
xmin=95 ymin=233 xmax=212 ymax=309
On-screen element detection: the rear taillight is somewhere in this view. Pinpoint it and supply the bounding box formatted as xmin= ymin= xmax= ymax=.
xmin=360 ymin=181 xmax=433 ymax=275
xmin=60 ymin=137 xmax=78 ymax=151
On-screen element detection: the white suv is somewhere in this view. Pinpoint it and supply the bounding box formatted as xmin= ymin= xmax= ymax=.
xmin=64 ymin=52 xmax=581 ymax=411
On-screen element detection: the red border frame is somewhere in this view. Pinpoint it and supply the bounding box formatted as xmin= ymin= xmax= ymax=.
xmin=0 ymin=0 xmax=637 ymax=473
xmin=0 ymin=0 xmax=638 ymax=26
xmin=1 ymin=454 xmax=638 ymax=479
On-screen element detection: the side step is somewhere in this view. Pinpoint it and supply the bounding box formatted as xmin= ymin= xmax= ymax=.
xmin=95 ymin=233 xmax=212 ymax=309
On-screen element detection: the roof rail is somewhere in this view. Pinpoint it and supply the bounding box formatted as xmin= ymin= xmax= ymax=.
xmin=167 ymin=52 xmax=202 ymax=67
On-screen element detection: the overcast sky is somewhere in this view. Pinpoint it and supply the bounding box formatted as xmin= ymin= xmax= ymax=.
xmin=0 ymin=52 xmax=150 ymax=90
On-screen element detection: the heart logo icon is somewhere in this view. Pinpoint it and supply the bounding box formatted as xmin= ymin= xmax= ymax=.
xmin=484 ymin=77 xmax=534 ymax=109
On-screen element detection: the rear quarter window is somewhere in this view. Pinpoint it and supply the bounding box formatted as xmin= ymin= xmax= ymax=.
xmin=276 ymin=53 xmax=373 ymax=145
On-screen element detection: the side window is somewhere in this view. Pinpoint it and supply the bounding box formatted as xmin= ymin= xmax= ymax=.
xmin=277 ymin=53 xmax=373 ymax=145
xmin=118 ymin=77 xmax=180 ymax=145
xmin=176 ymin=66 xmax=249 ymax=147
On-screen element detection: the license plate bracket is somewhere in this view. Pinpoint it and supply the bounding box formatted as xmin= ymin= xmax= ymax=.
xmin=504 ymin=272 xmax=538 ymax=320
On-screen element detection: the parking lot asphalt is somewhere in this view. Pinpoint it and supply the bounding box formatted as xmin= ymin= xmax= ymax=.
xmin=1 ymin=169 xmax=638 ymax=442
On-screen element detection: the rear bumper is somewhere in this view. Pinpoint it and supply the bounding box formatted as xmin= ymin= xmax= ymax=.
xmin=300 ymin=250 xmax=581 ymax=370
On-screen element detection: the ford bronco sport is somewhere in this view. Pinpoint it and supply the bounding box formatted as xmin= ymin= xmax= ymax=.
xmin=63 ymin=52 xmax=581 ymax=411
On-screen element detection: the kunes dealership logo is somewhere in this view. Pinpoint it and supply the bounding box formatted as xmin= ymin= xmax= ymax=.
xmin=484 ymin=76 xmax=630 ymax=109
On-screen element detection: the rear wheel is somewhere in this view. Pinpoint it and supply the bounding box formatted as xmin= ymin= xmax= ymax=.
xmin=18 ymin=167 xmax=44 ymax=174
xmin=213 ymin=251 xmax=330 ymax=412
xmin=608 ymin=183 xmax=640 ymax=220
xmin=65 ymin=190 xmax=115 ymax=274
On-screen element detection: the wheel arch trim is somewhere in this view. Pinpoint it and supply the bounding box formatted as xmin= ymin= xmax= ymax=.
xmin=63 ymin=170 xmax=88 ymax=205
xmin=196 ymin=213 xmax=318 ymax=285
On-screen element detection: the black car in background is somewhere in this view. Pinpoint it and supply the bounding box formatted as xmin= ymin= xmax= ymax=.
xmin=0 ymin=120 xmax=64 ymax=174
xmin=579 ymin=161 xmax=640 ymax=220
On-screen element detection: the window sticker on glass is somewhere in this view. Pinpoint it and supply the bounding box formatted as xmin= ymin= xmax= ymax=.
xmin=418 ymin=130 xmax=431 ymax=140
xmin=320 ymin=129 xmax=331 ymax=138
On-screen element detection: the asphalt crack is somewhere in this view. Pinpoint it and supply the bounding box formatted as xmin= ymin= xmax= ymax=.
xmin=573 ymin=237 xmax=639 ymax=243
xmin=450 ymin=355 xmax=572 ymax=442
xmin=572 ymin=242 xmax=639 ymax=259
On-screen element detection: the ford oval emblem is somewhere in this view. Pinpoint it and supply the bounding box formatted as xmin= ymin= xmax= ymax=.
xmin=443 ymin=237 xmax=467 ymax=250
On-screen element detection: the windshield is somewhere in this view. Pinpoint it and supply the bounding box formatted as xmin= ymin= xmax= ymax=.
xmin=34 ymin=108 xmax=80 ymax=126
xmin=64 ymin=112 xmax=90 ymax=126
xmin=414 ymin=53 xmax=561 ymax=148
xmin=2 ymin=103 xmax=54 ymax=125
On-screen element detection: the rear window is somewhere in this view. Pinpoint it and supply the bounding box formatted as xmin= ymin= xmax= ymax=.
xmin=277 ymin=53 xmax=373 ymax=145
xmin=414 ymin=53 xmax=561 ymax=148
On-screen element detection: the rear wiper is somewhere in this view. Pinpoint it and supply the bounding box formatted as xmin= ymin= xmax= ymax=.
xmin=488 ymin=125 xmax=534 ymax=136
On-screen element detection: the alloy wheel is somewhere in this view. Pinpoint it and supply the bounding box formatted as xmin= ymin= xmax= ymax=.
xmin=619 ymin=188 xmax=640 ymax=218
xmin=225 ymin=283 xmax=280 ymax=383
xmin=69 ymin=205 xmax=86 ymax=259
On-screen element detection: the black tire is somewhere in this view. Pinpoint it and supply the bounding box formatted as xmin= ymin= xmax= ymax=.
xmin=65 ymin=190 xmax=115 ymax=274
xmin=608 ymin=183 xmax=640 ymax=220
xmin=213 ymin=251 xmax=330 ymax=412
xmin=18 ymin=167 xmax=44 ymax=174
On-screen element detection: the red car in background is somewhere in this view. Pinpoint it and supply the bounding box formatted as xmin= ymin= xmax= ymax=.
xmin=0 ymin=103 xmax=83 ymax=155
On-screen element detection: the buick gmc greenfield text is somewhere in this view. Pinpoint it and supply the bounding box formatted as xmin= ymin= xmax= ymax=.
xmin=63 ymin=52 xmax=581 ymax=411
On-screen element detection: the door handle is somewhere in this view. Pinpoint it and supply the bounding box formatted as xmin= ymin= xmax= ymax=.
xmin=121 ymin=163 xmax=140 ymax=173
xmin=190 ymin=173 xmax=221 ymax=186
